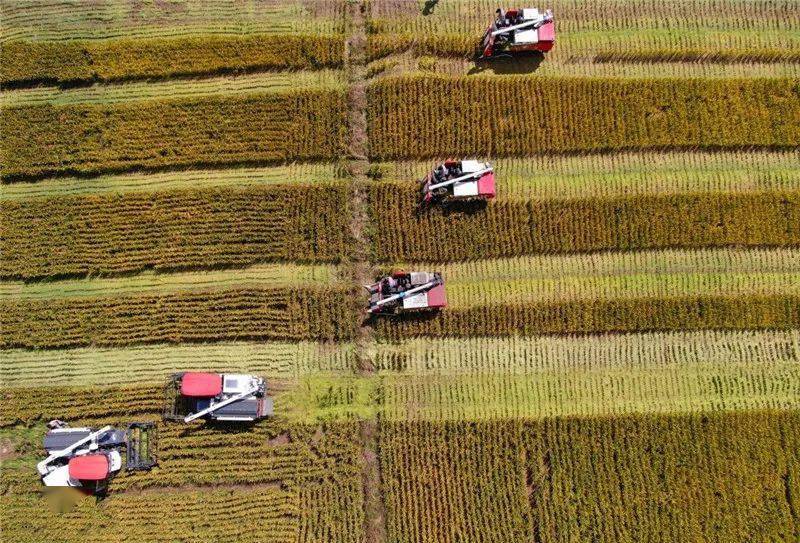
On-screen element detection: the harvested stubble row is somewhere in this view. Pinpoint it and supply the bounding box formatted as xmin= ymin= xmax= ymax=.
xmin=0 ymin=0 xmax=347 ymax=41
xmin=375 ymin=295 xmax=800 ymax=340
xmin=0 ymin=34 xmax=345 ymax=88
xmin=366 ymin=76 xmax=800 ymax=159
xmin=1 ymin=487 xmax=300 ymax=543
xmin=1 ymin=184 xmax=351 ymax=279
xmin=0 ymin=287 xmax=358 ymax=349
xmin=372 ymin=151 xmax=800 ymax=201
xmin=369 ymin=185 xmax=800 ymax=261
xmin=365 ymin=0 xmax=800 ymax=62
xmin=380 ymin=411 xmax=800 ymax=543
xmin=0 ymin=90 xmax=348 ymax=181
xmin=0 ymin=341 xmax=356 ymax=388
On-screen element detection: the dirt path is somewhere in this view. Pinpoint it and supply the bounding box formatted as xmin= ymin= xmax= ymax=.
xmin=345 ymin=2 xmax=387 ymax=542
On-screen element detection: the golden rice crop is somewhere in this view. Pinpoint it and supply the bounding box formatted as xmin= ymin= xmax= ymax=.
xmin=375 ymin=295 xmax=800 ymax=340
xmin=380 ymin=411 xmax=800 ymax=543
xmin=368 ymin=183 xmax=800 ymax=261
xmin=1 ymin=90 xmax=348 ymax=180
xmin=366 ymin=76 xmax=800 ymax=159
xmin=1 ymin=184 xmax=351 ymax=279
xmin=1 ymin=287 xmax=359 ymax=349
xmin=0 ymin=34 xmax=345 ymax=87
xmin=0 ymin=419 xmax=364 ymax=543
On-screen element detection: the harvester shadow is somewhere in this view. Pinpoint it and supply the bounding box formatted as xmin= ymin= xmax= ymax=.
xmin=469 ymin=51 xmax=545 ymax=75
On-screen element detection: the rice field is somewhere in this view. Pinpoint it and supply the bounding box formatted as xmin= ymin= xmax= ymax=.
xmin=1 ymin=1 xmax=798 ymax=541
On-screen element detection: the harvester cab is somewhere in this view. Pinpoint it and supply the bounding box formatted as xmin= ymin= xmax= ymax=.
xmin=38 ymin=420 xmax=156 ymax=495
xmin=366 ymin=271 xmax=447 ymax=315
xmin=479 ymin=7 xmax=554 ymax=60
xmin=164 ymin=372 xmax=274 ymax=423
xmin=421 ymin=159 xmax=495 ymax=205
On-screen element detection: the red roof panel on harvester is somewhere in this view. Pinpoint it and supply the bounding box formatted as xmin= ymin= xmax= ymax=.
xmin=181 ymin=372 xmax=222 ymax=397
xmin=426 ymin=284 xmax=448 ymax=308
xmin=68 ymin=454 xmax=109 ymax=480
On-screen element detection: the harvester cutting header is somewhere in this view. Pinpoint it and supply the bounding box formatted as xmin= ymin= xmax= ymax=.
xmin=480 ymin=7 xmax=555 ymax=60
xmin=421 ymin=160 xmax=495 ymax=205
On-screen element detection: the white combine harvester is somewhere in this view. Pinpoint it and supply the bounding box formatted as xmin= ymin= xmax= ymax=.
xmin=163 ymin=372 xmax=274 ymax=423
xmin=479 ymin=7 xmax=555 ymax=60
xmin=38 ymin=420 xmax=156 ymax=495
xmin=420 ymin=159 xmax=496 ymax=205
xmin=366 ymin=271 xmax=447 ymax=315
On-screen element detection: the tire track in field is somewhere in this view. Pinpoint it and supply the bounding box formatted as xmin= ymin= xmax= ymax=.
xmin=346 ymin=2 xmax=387 ymax=542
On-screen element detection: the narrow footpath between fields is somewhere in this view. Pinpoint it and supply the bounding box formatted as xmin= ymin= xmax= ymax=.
xmin=345 ymin=2 xmax=388 ymax=541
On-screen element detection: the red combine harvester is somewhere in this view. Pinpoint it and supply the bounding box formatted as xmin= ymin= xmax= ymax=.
xmin=37 ymin=420 xmax=156 ymax=495
xmin=479 ymin=7 xmax=555 ymax=60
xmin=164 ymin=372 xmax=274 ymax=423
xmin=366 ymin=272 xmax=447 ymax=315
xmin=420 ymin=160 xmax=495 ymax=205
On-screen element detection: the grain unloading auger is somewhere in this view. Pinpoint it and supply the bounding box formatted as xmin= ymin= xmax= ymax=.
xmin=420 ymin=159 xmax=495 ymax=205
xmin=479 ymin=7 xmax=555 ymax=60
xmin=164 ymin=372 xmax=274 ymax=423
xmin=38 ymin=420 xmax=156 ymax=495
xmin=366 ymin=271 xmax=447 ymax=315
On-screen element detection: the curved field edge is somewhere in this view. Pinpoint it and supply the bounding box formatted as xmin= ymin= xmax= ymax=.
xmin=366 ymin=76 xmax=800 ymax=159
xmin=379 ymin=411 xmax=800 ymax=543
xmin=1 ymin=183 xmax=352 ymax=280
xmin=0 ymin=34 xmax=346 ymax=87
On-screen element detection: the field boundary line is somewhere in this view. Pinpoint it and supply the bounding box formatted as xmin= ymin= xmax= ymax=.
xmin=346 ymin=2 xmax=387 ymax=542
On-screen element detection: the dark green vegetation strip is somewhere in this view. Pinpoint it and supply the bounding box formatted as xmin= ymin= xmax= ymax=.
xmin=369 ymin=185 xmax=800 ymax=262
xmin=381 ymin=411 xmax=800 ymax=542
xmin=2 ymin=184 xmax=351 ymax=279
xmin=366 ymin=76 xmax=800 ymax=159
xmin=1 ymin=287 xmax=359 ymax=349
xmin=1 ymin=90 xmax=348 ymax=180
xmin=375 ymin=296 xmax=800 ymax=340
xmin=0 ymin=34 xmax=345 ymax=87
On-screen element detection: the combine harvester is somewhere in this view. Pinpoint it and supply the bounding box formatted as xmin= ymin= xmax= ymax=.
xmin=366 ymin=272 xmax=447 ymax=315
xmin=479 ymin=7 xmax=555 ymax=60
xmin=420 ymin=159 xmax=496 ymax=205
xmin=38 ymin=420 xmax=156 ymax=495
xmin=164 ymin=372 xmax=274 ymax=423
